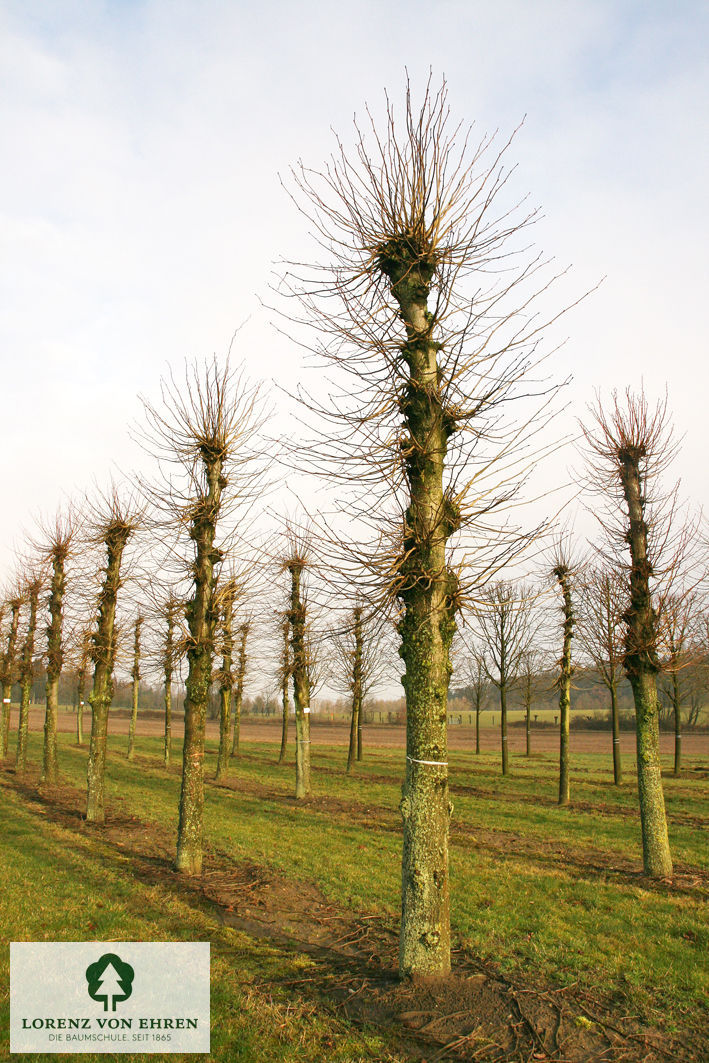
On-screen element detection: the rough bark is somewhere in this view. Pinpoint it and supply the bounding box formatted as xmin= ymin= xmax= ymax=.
xmin=524 ymin=671 xmax=532 ymax=758
xmin=378 ymin=246 xmax=454 ymax=980
xmin=230 ymin=622 xmax=248 ymax=759
xmin=16 ymin=583 xmax=40 ymax=773
xmin=86 ymin=525 xmax=132 ymax=824
xmin=215 ymin=584 xmax=235 ymax=780
xmin=554 ymin=565 xmax=574 ymax=807
xmin=0 ymin=600 xmax=21 ymax=757
xmin=609 ymin=677 xmax=621 ymax=785
xmin=42 ymin=547 xmax=69 ymax=784
xmin=347 ymin=607 xmax=363 ymax=773
xmin=278 ymin=618 xmax=290 ymax=764
xmin=127 ymin=615 xmax=143 ymax=762
xmin=288 ymin=562 xmax=312 ymax=799
xmin=175 ymin=452 xmax=223 ymax=875
xmin=163 ymin=604 xmax=176 ymax=769
xmin=619 ymin=445 xmax=672 ymax=877
xmin=76 ymin=630 xmax=91 ymax=747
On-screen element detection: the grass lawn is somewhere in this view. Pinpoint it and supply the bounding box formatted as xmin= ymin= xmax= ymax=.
xmin=1 ymin=727 xmax=707 ymax=1061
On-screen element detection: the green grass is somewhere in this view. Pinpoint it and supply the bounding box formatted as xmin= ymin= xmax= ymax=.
xmin=2 ymin=727 xmax=708 ymax=1059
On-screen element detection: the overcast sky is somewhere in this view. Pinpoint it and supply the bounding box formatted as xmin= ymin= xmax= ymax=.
xmin=1 ymin=0 xmax=707 ymax=577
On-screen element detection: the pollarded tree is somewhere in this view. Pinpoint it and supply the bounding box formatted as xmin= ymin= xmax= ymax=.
xmin=550 ymin=541 xmax=576 ymax=806
xmin=284 ymin=542 xmax=312 ymax=799
xmin=276 ymin=614 xmax=291 ymax=764
xmin=215 ymin=578 xmax=237 ymax=780
xmin=160 ymin=594 xmax=182 ymax=769
xmin=0 ymin=592 xmax=22 ymax=757
xmin=576 ymin=567 xmax=626 ymax=785
xmin=16 ymin=571 xmax=43 ymax=773
xmin=126 ymin=613 xmax=144 ymax=762
xmin=86 ymin=489 xmax=140 ymax=823
xmin=37 ymin=510 xmax=76 ymax=784
xmin=230 ymin=618 xmax=251 ymax=759
xmin=279 ymin=76 xmax=573 ymax=979
xmin=581 ymin=389 xmax=684 ymax=878
xmin=137 ymin=357 xmax=265 ymax=875
xmin=75 ymin=627 xmax=93 ymax=747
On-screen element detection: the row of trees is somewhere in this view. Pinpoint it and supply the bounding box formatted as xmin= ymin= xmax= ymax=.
xmin=1 ymin=77 xmax=706 ymax=983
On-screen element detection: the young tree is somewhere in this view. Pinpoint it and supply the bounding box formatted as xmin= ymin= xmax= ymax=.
xmin=0 ymin=594 xmax=22 ymax=757
xmin=576 ymin=567 xmax=626 ymax=785
xmin=551 ymin=548 xmax=575 ymax=806
xmin=75 ymin=627 xmax=93 ymax=747
xmin=215 ymin=579 xmax=236 ymax=780
xmin=285 ymin=545 xmax=312 ymax=799
xmin=16 ymin=573 xmax=42 ymax=773
xmin=276 ymin=615 xmax=291 ymax=764
xmin=581 ymin=389 xmax=680 ymax=877
xmin=39 ymin=511 xmax=76 ymax=784
xmin=158 ymin=594 xmax=182 ymax=770
xmin=279 ymin=76 xmax=572 ymax=978
xmin=86 ymin=491 xmax=140 ymax=824
xmin=330 ymin=604 xmax=390 ymax=771
xmin=230 ymin=619 xmax=250 ymax=759
xmin=658 ymin=592 xmax=698 ymax=776
xmin=517 ymin=646 xmax=546 ymax=758
xmin=476 ymin=582 xmax=534 ymax=776
xmin=137 ymin=357 xmax=264 ymax=875
xmin=127 ymin=614 xmax=144 ymax=762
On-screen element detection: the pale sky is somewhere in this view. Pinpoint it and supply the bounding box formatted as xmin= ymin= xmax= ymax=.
xmin=1 ymin=0 xmax=707 ymax=577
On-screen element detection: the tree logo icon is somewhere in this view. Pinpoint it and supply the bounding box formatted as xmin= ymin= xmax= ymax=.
xmin=85 ymin=953 xmax=135 ymax=1011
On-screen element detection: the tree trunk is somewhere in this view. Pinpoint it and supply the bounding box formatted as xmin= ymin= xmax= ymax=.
xmin=163 ymin=605 xmax=176 ymax=769
xmin=127 ymin=616 xmax=143 ymax=762
xmin=524 ymin=673 xmax=532 ymax=757
xmin=176 ymin=455 xmax=223 ymax=876
xmin=76 ymin=631 xmax=91 ymax=747
xmin=671 ymin=671 xmax=681 ymax=776
xmin=554 ymin=565 xmax=573 ymax=807
xmin=16 ymin=585 xmax=40 ymax=773
xmin=230 ymin=623 xmax=248 ymax=759
xmin=86 ymin=525 xmax=132 ymax=824
xmin=378 ymin=247 xmax=454 ymax=980
xmin=215 ymin=586 xmax=235 ymax=781
xmin=278 ymin=617 xmax=289 ymax=764
xmin=475 ymin=700 xmax=480 ymax=755
xmin=619 ymin=446 xmax=672 ymax=877
xmin=609 ymin=677 xmax=621 ymax=785
xmin=500 ymin=683 xmax=509 ymax=775
xmin=347 ymin=607 xmax=363 ymax=773
xmin=0 ymin=601 xmax=21 ymax=757
xmin=289 ymin=563 xmax=311 ymax=799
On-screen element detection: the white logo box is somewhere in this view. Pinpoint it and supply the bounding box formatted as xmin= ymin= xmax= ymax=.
xmin=10 ymin=942 xmax=210 ymax=1054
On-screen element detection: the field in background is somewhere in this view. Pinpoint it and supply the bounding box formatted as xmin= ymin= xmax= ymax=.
xmin=1 ymin=715 xmax=707 ymax=1061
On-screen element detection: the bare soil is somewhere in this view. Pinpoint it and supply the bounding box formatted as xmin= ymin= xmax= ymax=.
xmin=2 ymin=767 xmax=705 ymax=1062
xmin=26 ymin=707 xmax=709 ymax=757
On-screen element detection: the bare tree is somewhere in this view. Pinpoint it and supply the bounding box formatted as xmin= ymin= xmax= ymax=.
xmin=230 ymin=618 xmax=251 ymax=759
xmin=137 ymin=356 xmax=265 ymax=875
xmin=329 ymin=604 xmax=391 ymax=771
xmin=278 ymin=75 xmax=575 ymax=979
xmin=283 ymin=538 xmax=312 ymax=799
xmin=75 ymin=627 xmax=93 ymax=747
xmin=213 ymin=579 xmax=239 ymax=779
xmin=457 ymin=638 xmax=489 ymax=756
xmin=85 ymin=488 xmax=140 ymax=823
xmin=475 ymin=581 xmax=535 ymax=776
xmin=576 ymin=567 xmax=626 ymax=785
xmin=581 ymin=388 xmax=683 ymax=877
xmin=37 ymin=510 xmax=77 ymax=784
xmin=0 ymin=592 xmax=22 ymax=757
xmin=658 ymin=591 xmax=699 ymax=776
xmin=126 ymin=613 xmax=144 ymax=762
xmin=16 ymin=571 xmax=43 ymax=773
xmin=276 ymin=615 xmax=291 ymax=764
xmin=550 ymin=543 xmax=576 ymax=806
xmin=516 ymin=646 xmax=546 ymax=758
